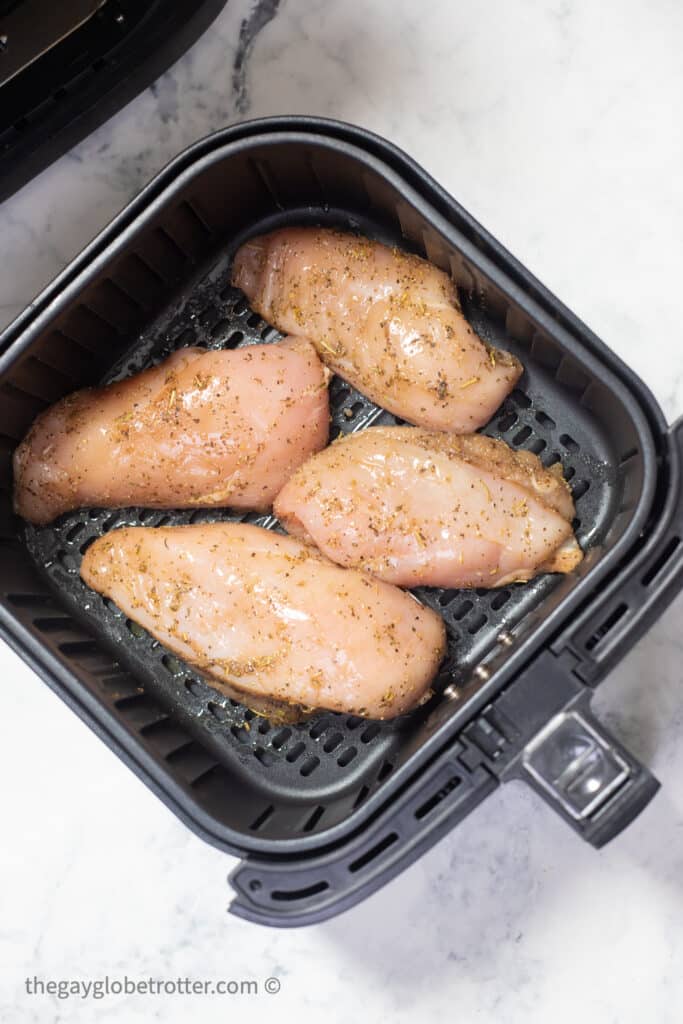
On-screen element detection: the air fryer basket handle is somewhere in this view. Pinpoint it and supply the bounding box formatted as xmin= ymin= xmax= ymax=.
xmin=498 ymin=695 xmax=660 ymax=847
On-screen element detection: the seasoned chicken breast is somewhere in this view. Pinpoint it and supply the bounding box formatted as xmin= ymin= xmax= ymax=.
xmin=81 ymin=523 xmax=446 ymax=720
xmin=274 ymin=426 xmax=583 ymax=588
xmin=14 ymin=338 xmax=329 ymax=525
xmin=232 ymin=227 xmax=522 ymax=432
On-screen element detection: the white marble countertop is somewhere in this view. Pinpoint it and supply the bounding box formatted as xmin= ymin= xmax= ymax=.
xmin=1 ymin=1 xmax=682 ymax=1021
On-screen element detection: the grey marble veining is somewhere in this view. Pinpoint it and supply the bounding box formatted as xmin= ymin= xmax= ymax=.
xmin=0 ymin=1 xmax=682 ymax=1022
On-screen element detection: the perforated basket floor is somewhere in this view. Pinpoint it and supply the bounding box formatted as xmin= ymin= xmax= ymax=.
xmin=20 ymin=240 xmax=617 ymax=839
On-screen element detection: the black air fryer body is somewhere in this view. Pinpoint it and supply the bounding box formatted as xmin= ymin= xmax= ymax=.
xmin=0 ymin=0 xmax=229 ymax=202
xmin=0 ymin=118 xmax=681 ymax=926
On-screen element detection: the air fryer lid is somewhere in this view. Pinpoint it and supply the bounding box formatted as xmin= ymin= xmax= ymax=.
xmin=0 ymin=0 xmax=228 ymax=203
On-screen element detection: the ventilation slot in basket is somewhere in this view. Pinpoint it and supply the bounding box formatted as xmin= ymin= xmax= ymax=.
xmin=271 ymin=880 xmax=329 ymax=902
xmin=642 ymin=536 xmax=681 ymax=587
xmin=584 ymin=603 xmax=629 ymax=652
xmin=349 ymin=833 xmax=399 ymax=873
xmin=250 ymin=805 xmax=274 ymax=832
xmin=415 ymin=776 xmax=462 ymax=820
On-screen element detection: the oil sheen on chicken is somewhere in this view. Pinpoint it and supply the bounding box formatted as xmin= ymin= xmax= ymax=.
xmin=231 ymin=227 xmax=522 ymax=432
xmin=13 ymin=338 xmax=329 ymax=525
xmin=274 ymin=426 xmax=583 ymax=588
xmin=80 ymin=522 xmax=447 ymax=720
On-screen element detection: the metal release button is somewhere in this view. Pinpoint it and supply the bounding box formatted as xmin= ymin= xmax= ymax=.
xmin=522 ymin=710 xmax=631 ymax=820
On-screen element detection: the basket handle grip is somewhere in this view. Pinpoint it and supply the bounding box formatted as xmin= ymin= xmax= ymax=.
xmin=497 ymin=696 xmax=659 ymax=847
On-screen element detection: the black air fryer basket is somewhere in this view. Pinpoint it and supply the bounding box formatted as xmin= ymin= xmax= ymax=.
xmin=1 ymin=118 xmax=681 ymax=927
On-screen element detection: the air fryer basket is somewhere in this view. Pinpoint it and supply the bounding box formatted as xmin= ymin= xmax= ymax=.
xmin=1 ymin=119 xmax=681 ymax=925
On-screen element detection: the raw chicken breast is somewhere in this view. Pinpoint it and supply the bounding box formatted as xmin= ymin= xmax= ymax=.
xmin=81 ymin=522 xmax=446 ymax=720
xmin=232 ymin=227 xmax=522 ymax=432
xmin=274 ymin=426 xmax=583 ymax=588
xmin=14 ymin=338 xmax=329 ymax=525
